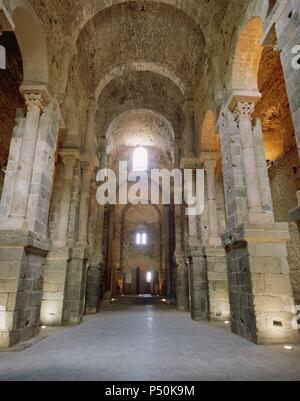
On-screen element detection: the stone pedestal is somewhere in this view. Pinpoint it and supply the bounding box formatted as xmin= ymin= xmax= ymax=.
xmin=175 ymin=254 xmax=189 ymax=311
xmin=0 ymin=230 xmax=49 ymax=348
xmin=204 ymin=246 xmax=230 ymax=321
xmin=63 ymin=246 xmax=88 ymax=325
xmin=188 ymin=242 xmax=209 ymax=321
xmin=223 ymin=223 xmax=299 ymax=345
xmin=40 ymin=247 xmax=71 ymax=326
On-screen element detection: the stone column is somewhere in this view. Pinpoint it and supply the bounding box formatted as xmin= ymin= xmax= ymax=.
xmin=183 ymin=92 xmax=196 ymax=158
xmin=85 ymin=101 xmax=98 ymax=154
xmin=56 ymin=151 xmax=78 ymax=246
xmin=85 ymin=180 xmax=102 ymax=314
xmin=203 ymin=158 xmax=221 ymax=246
xmin=163 ymin=205 xmax=172 ymax=296
xmin=174 ymin=141 xmax=189 ymax=310
xmin=77 ymin=162 xmax=94 ymax=246
xmin=233 ymin=101 xmax=264 ymax=222
xmin=40 ymin=150 xmax=79 ymax=326
xmin=10 ymin=93 xmax=46 ymax=227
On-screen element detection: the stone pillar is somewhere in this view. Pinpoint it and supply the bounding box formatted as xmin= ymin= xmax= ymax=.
xmin=219 ymin=102 xmax=299 ymax=344
xmin=174 ymin=141 xmax=189 ymax=310
xmin=163 ymin=205 xmax=172 ymax=296
xmin=200 ymin=154 xmax=230 ymax=321
xmin=204 ymin=158 xmax=221 ymax=246
xmin=56 ymin=151 xmax=78 ymax=246
xmin=183 ymin=92 xmax=196 ymax=158
xmin=77 ymin=162 xmax=94 ymax=246
xmin=0 ymin=87 xmax=63 ymax=347
xmin=9 ymin=93 xmax=46 ymax=228
xmin=233 ymin=101 xmax=264 ymax=222
xmin=188 ymin=240 xmax=209 ymax=322
xmin=63 ymin=160 xmax=95 ymax=324
xmin=85 ymin=180 xmax=102 ymax=315
xmin=40 ymin=150 xmax=79 ymax=326
xmin=85 ymin=101 xmax=98 ymax=154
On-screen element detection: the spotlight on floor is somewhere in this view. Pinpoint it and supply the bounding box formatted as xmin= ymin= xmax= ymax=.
xmin=162 ymin=299 xmax=167 ymax=303
xmin=111 ymin=298 xmax=116 ymax=302
xmin=41 ymin=326 xmax=47 ymax=329
xmin=284 ymin=345 xmax=294 ymax=351
xmin=224 ymin=321 xmax=230 ymax=325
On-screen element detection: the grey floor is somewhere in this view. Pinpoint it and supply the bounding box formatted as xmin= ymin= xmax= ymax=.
xmin=0 ymin=304 xmax=299 ymax=381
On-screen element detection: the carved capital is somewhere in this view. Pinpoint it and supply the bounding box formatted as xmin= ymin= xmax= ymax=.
xmin=204 ymin=158 xmax=217 ymax=176
xmin=234 ymin=102 xmax=255 ymax=125
xmin=24 ymin=93 xmax=45 ymax=112
xmin=62 ymin=155 xmax=77 ymax=179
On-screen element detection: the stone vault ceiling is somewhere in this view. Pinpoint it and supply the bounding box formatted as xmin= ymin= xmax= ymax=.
xmin=76 ymin=1 xmax=206 ymax=94
xmin=97 ymin=70 xmax=184 ymax=140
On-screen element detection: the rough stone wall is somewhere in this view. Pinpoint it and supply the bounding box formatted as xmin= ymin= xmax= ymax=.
xmin=269 ymin=153 xmax=300 ymax=303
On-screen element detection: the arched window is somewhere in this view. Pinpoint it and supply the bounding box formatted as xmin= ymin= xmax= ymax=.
xmin=133 ymin=147 xmax=148 ymax=171
xmin=142 ymin=233 xmax=147 ymax=245
xmin=136 ymin=232 xmax=147 ymax=246
xmin=0 ymin=45 xmax=6 ymax=70
xmin=136 ymin=233 xmax=142 ymax=245
xmin=146 ymin=272 xmax=152 ymax=283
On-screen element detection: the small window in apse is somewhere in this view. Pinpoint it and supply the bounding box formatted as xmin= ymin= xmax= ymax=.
xmin=146 ymin=272 xmax=152 ymax=283
xmin=133 ymin=147 xmax=148 ymax=171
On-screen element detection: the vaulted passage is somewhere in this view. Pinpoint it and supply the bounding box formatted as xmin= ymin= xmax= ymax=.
xmin=0 ymin=0 xmax=300 ymax=382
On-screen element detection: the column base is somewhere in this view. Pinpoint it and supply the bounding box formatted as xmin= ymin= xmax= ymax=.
xmin=40 ymin=247 xmax=72 ymax=326
xmin=203 ymin=245 xmax=230 ymax=322
xmin=63 ymin=246 xmax=88 ymax=325
xmin=0 ymin=230 xmax=49 ymax=348
xmin=223 ymin=222 xmax=300 ymax=345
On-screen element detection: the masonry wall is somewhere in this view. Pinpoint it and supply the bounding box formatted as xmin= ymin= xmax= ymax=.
xmin=269 ymin=152 xmax=300 ymax=303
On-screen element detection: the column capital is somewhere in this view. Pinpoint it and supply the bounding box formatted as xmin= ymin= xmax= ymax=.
xmin=203 ymin=158 xmax=217 ymax=175
xmin=20 ymin=84 xmax=51 ymax=111
xmin=233 ymin=102 xmax=256 ymax=125
xmin=199 ymin=152 xmax=218 ymax=164
xmin=60 ymin=150 xmax=80 ymax=179
xmin=227 ymin=91 xmax=261 ymax=111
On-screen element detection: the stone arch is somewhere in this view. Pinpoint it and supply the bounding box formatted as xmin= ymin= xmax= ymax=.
xmin=106 ymin=109 xmax=175 ymax=159
xmin=230 ymin=16 xmax=264 ymax=92
xmin=200 ymin=111 xmax=219 ymax=153
xmin=95 ymin=62 xmax=186 ymax=100
xmin=65 ymin=0 xmax=212 ymax=44
xmin=8 ymin=0 xmax=49 ymax=84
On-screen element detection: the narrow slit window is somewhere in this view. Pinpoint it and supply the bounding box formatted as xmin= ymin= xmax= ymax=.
xmin=133 ymin=147 xmax=148 ymax=171
xmin=146 ymin=272 xmax=152 ymax=283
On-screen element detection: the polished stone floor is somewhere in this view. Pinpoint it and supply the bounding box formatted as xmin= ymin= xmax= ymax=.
xmin=0 ymin=304 xmax=299 ymax=381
